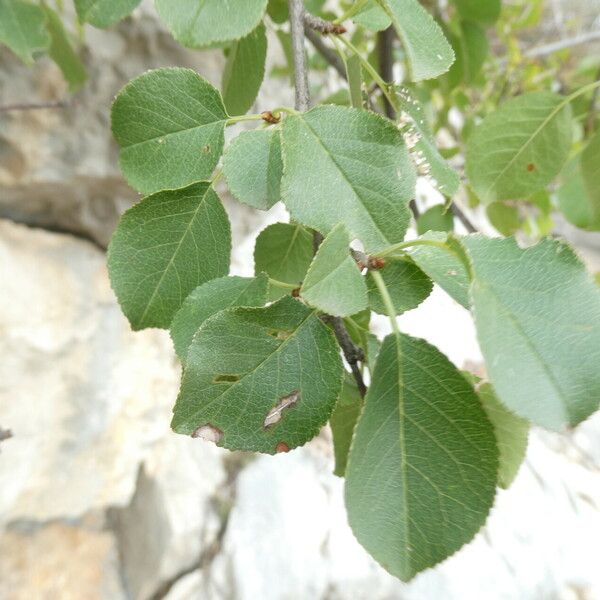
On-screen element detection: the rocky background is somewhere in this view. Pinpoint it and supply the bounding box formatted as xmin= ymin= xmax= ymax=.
xmin=1 ymin=2 xmax=600 ymax=599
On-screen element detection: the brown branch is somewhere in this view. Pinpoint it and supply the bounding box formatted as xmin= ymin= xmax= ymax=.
xmin=304 ymin=26 xmax=347 ymax=79
xmin=0 ymin=100 xmax=70 ymax=113
xmin=451 ymin=202 xmax=477 ymax=234
xmin=377 ymin=26 xmax=396 ymax=119
xmin=322 ymin=316 xmax=367 ymax=397
xmin=303 ymin=12 xmax=346 ymax=35
xmin=288 ymin=0 xmax=310 ymax=112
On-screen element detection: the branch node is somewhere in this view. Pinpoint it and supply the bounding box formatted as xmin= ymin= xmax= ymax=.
xmin=304 ymin=12 xmax=347 ymax=35
xmin=261 ymin=110 xmax=281 ymax=124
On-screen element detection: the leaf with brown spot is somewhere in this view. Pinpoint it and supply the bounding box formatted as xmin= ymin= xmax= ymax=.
xmin=173 ymin=297 xmax=344 ymax=453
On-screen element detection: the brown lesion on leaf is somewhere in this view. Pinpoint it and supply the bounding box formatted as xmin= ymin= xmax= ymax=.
xmin=213 ymin=374 xmax=241 ymax=384
xmin=202 ymin=144 xmax=211 ymax=154
xmin=276 ymin=442 xmax=291 ymax=453
xmin=264 ymin=391 xmax=300 ymax=429
xmin=192 ymin=424 xmax=224 ymax=444
xmin=527 ymin=163 xmax=535 ymax=172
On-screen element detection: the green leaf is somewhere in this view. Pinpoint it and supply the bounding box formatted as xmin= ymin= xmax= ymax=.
xmin=0 ymin=0 xmax=49 ymax=65
xmin=111 ymin=67 xmax=228 ymax=194
xmin=172 ymin=296 xmax=344 ymax=453
xmin=300 ymin=224 xmax=368 ymax=317
xmin=346 ymin=54 xmax=364 ymax=109
xmin=43 ymin=5 xmax=87 ymax=92
xmin=330 ymin=374 xmax=363 ymax=477
xmin=453 ymin=0 xmax=501 ymax=26
xmin=281 ymin=105 xmax=415 ymax=253
xmin=267 ymin=0 xmax=287 ymax=23
xmin=375 ymin=0 xmax=455 ymax=81
xmin=462 ymin=235 xmax=600 ymax=430
xmin=447 ymin=21 xmax=489 ymax=88
xmin=396 ymin=87 xmax=460 ymax=196
xmin=222 ymin=23 xmax=267 ymax=116
xmin=477 ymin=382 xmax=529 ymax=489
xmin=155 ymin=0 xmax=268 ymax=48
xmin=417 ymin=205 xmax=454 ymax=235
xmin=353 ymin=1 xmax=391 ymax=32
xmin=557 ymin=157 xmax=593 ymax=230
xmin=486 ymin=202 xmax=520 ymax=236
xmin=74 ymin=0 xmax=141 ymax=28
xmin=466 ymin=92 xmax=573 ymax=204
xmin=366 ymin=258 xmax=432 ymax=315
xmin=170 ymin=274 xmax=268 ymax=364
xmin=254 ymin=223 xmax=314 ymax=301
xmin=409 ymin=232 xmax=470 ymax=308
xmin=107 ymin=182 xmax=231 ymax=331
xmin=345 ymin=333 xmax=498 ymax=581
xmin=223 ymin=128 xmax=283 ymax=210
xmin=581 ymin=130 xmax=600 ymax=231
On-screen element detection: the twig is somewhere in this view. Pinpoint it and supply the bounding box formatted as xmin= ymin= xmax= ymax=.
xmin=0 ymin=100 xmax=70 ymax=113
xmin=498 ymin=30 xmax=600 ymax=67
xmin=288 ymin=0 xmax=310 ymax=112
xmin=409 ymin=199 xmax=420 ymax=220
xmin=524 ymin=30 xmax=600 ymax=60
xmin=305 ymin=26 xmax=347 ymax=79
xmin=377 ymin=27 xmax=396 ymax=119
xmin=288 ymin=0 xmax=367 ymax=397
xmin=303 ymin=12 xmax=346 ymax=35
xmin=451 ymin=202 xmax=477 ymax=234
xmin=322 ymin=316 xmax=367 ymax=397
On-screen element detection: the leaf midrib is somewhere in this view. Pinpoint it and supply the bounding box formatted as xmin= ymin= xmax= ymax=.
xmin=393 ymin=333 xmax=412 ymax=578
xmin=297 ymin=115 xmax=391 ymax=248
xmin=137 ymin=186 xmax=211 ymax=327
xmin=121 ymin=119 xmax=225 ymax=151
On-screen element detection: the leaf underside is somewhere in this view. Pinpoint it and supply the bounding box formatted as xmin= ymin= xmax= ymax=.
xmin=301 ymin=223 xmax=368 ymax=317
xmin=281 ymin=105 xmax=415 ymax=253
xmin=464 ymin=235 xmax=600 ymax=430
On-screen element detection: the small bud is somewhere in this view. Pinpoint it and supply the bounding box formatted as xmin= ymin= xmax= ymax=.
xmin=367 ymin=256 xmax=386 ymax=270
xmin=261 ymin=111 xmax=281 ymax=125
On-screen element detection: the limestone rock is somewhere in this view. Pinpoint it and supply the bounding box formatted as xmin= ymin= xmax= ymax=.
xmin=0 ymin=219 xmax=179 ymax=523
xmin=0 ymin=518 xmax=126 ymax=600
xmin=110 ymin=434 xmax=227 ymax=600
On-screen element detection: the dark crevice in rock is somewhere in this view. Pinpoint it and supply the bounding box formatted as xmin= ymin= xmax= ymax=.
xmin=147 ymin=453 xmax=252 ymax=600
xmin=0 ymin=216 xmax=108 ymax=251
